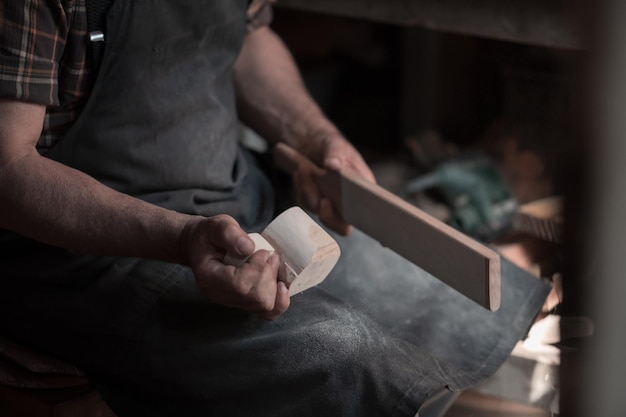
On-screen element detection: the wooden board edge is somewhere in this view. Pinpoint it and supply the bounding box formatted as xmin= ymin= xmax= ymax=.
xmin=341 ymin=171 xmax=501 ymax=310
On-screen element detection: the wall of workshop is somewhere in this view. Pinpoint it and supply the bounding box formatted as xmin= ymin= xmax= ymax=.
xmin=272 ymin=8 xmax=579 ymax=203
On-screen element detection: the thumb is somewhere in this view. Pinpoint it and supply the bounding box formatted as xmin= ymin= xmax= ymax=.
xmin=207 ymin=215 xmax=255 ymax=257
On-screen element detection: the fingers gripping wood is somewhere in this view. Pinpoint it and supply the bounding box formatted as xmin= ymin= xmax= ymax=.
xmin=273 ymin=142 xmax=501 ymax=311
xmin=224 ymin=207 xmax=341 ymax=296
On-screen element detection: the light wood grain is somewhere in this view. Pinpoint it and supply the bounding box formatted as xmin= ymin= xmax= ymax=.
xmin=224 ymin=207 xmax=341 ymax=296
xmin=262 ymin=207 xmax=341 ymax=296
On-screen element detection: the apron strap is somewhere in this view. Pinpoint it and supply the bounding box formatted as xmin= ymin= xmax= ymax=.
xmin=86 ymin=0 xmax=116 ymax=70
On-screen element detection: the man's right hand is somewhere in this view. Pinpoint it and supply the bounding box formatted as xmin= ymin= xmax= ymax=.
xmin=1 ymin=99 xmax=290 ymax=319
xmin=180 ymin=215 xmax=290 ymax=320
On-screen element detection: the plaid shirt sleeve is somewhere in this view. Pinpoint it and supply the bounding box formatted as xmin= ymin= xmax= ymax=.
xmin=0 ymin=0 xmax=70 ymax=106
xmin=0 ymin=0 xmax=274 ymax=107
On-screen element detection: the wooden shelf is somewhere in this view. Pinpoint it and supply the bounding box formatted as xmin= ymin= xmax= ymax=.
xmin=277 ymin=0 xmax=584 ymax=50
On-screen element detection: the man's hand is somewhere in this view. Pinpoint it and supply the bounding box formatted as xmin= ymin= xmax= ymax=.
xmin=293 ymin=134 xmax=376 ymax=236
xmin=180 ymin=215 xmax=290 ymax=320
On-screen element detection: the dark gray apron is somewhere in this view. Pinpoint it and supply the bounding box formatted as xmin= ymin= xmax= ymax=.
xmin=0 ymin=0 xmax=550 ymax=415
xmin=44 ymin=0 xmax=274 ymax=229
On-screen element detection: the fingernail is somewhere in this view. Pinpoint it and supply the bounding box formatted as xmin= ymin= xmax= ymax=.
xmin=278 ymin=281 xmax=288 ymax=293
xmin=236 ymin=236 xmax=255 ymax=256
xmin=268 ymin=253 xmax=280 ymax=268
xmin=325 ymin=157 xmax=341 ymax=171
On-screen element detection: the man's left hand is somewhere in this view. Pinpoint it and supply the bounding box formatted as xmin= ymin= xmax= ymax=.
xmin=292 ymin=134 xmax=376 ymax=236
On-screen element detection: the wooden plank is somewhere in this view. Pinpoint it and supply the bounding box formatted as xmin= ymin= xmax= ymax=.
xmin=274 ymin=143 xmax=501 ymax=310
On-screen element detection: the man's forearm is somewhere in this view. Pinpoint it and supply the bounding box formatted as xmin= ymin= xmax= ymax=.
xmin=233 ymin=27 xmax=340 ymax=160
xmin=0 ymin=151 xmax=191 ymax=263
xmin=0 ymin=136 xmax=286 ymax=318
xmin=233 ymin=26 xmax=376 ymax=236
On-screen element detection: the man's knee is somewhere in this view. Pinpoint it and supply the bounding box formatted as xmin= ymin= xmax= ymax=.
xmin=299 ymin=307 xmax=385 ymax=369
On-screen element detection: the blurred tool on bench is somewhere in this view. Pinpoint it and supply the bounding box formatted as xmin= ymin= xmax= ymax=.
xmin=403 ymin=133 xmax=517 ymax=242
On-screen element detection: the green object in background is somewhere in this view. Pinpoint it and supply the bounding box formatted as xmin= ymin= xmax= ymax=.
xmin=404 ymin=153 xmax=517 ymax=241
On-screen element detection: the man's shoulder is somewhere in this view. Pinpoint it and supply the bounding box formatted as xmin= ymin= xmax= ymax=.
xmin=0 ymin=0 xmax=89 ymax=107
xmin=0 ymin=0 xmax=92 ymax=150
